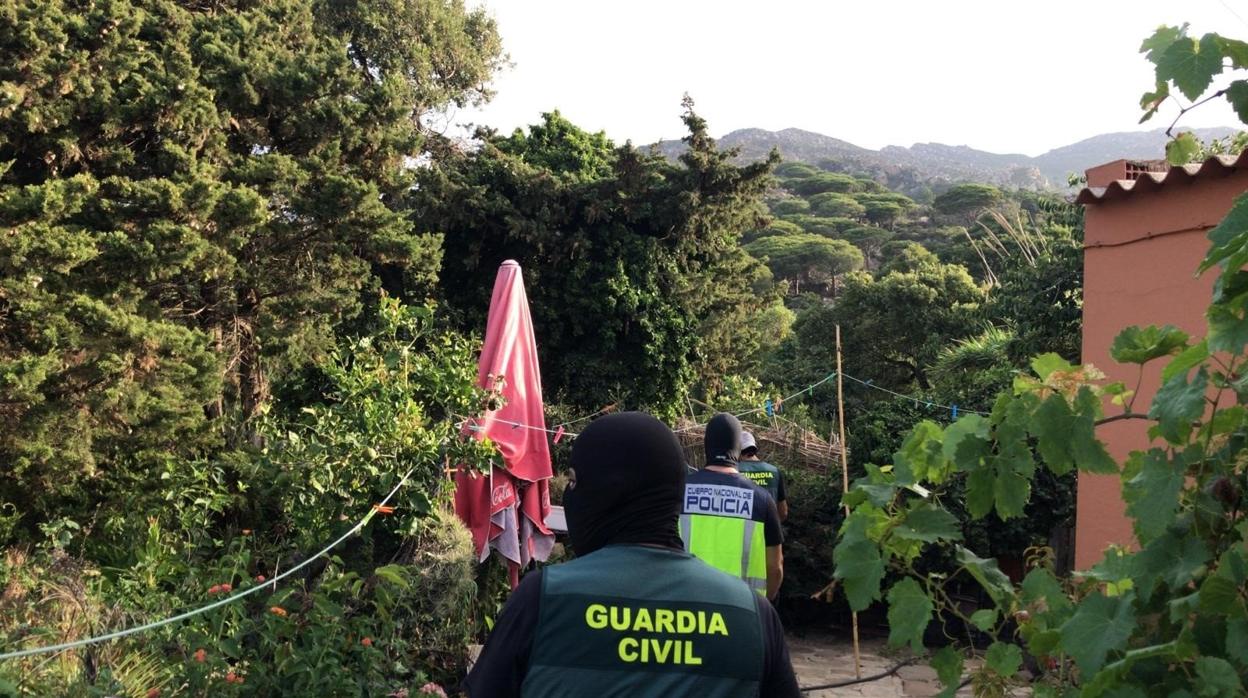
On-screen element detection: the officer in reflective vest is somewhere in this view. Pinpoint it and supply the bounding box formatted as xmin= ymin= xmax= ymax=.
xmin=737 ymin=430 xmax=788 ymax=521
xmin=680 ymin=413 xmax=784 ymax=599
xmin=464 ymin=412 xmax=799 ymax=698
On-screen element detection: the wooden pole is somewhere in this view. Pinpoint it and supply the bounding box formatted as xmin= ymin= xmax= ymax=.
xmin=835 ymin=324 xmax=862 ymax=679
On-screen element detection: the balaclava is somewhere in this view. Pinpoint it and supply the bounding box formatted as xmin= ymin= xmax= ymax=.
xmin=563 ymin=412 xmax=686 ymax=557
xmin=704 ymin=412 xmax=743 ymax=467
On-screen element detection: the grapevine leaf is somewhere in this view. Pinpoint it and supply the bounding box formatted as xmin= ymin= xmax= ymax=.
xmin=1218 ymin=36 xmax=1248 ymax=68
xmin=1162 ymin=340 xmax=1210 ymax=382
xmin=984 ymin=642 xmax=1022 ymax=678
xmin=1166 ymin=132 xmax=1202 ymax=166
xmin=1219 ymin=548 xmax=1247 ymax=585
xmin=893 ymin=504 xmax=963 ymax=543
xmin=1060 ymin=591 xmax=1137 ymax=676
xmin=1031 ymin=353 xmax=1073 ymax=381
xmin=1228 ymin=80 xmax=1248 ymax=125
xmin=1071 ymin=388 xmax=1118 ymax=473
xmin=1110 ymin=325 xmax=1190 ymax=365
xmin=1227 ymin=619 xmax=1248 ymax=670
xmin=1199 ymin=575 xmax=1246 ymax=618
xmin=956 ymin=546 xmax=1014 ymax=607
xmin=942 ymin=413 xmax=989 ymax=469
xmin=886 ymin=577 xmax=932 ymax=652
xmin=1122 ymin=449 xmax=1185 ymax=544
xmin=844 ymin=465 xmax=897 ymax=508
xmin=1207 ymin=300 xmax=1248 ymax=355
xmin=1032 ymin=394 xmax=1075 ymax=475
xmin=1021 ymin=567 xmax=1073 ymax=617
xmin=1139 ymin=82 xmax=1169 ymax=123
xmin=1201 ymin=193 xmax=1248 ymax=272
xmin=965 ymin=464 xmax=995 ymax=519
xmin=992 ymin=443 xmax=1034 ymax=519
xmin=1132 ymin=532 xmax=1210 ymax=603
xmin=1204 ymin=405 xmax=1246 ymax=438
xmin=1169 ymin=591 xmax=1201 ymax=624
xmin=1156 ymin=33 xmax=1224 ymax=101
xmin=893 ymin=420 xmax=947 ymax=485
xmin=1148 ymin=367 xmax=1207 ymax=444
xmin=1194 ymin=656 xmax=1242 ymax=697
xmin=1083 ymin=548 xmax=1136 ymax=597
xmin=930 ymin=646 xmax=963 ymax=697
xmin=1141 ymin=24 xmax=1188 ymax=63
xmin=833 ymin=512 xmax=884 ymax=611
xmin=970 ymin=608 xmax=997 ymax=631
xmin=1027 ymin=629 xmax=1062 ymax=658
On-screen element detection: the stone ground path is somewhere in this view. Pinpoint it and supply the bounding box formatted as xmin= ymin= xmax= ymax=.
xmin=787 ymin=632 xmax=1023 ymax=697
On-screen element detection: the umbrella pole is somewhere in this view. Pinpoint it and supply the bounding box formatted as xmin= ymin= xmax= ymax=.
xmin=835 ymin=324 xmax=861 ymax=680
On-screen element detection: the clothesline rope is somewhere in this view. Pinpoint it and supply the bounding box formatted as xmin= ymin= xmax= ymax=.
xmin=838 ymin=373 xmax=989 ymax=417
xmin=461 ymin=369 xmax=988 ymax=440
xmin=0 ymin=469 xmax=415 ymax=662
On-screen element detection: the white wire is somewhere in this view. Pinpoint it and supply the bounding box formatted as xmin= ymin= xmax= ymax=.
xmin=674 ymin=369 xmax=987 ymax=435
xmin=0 ymin=469 xmax=414 ymax=661
xmin=838 ymin=373 xmax=989 ymax=416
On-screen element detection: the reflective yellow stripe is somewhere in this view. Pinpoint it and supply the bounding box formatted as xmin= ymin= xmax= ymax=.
xmin=745 ymin=521 xmax=767 ymax=595
xmin=681 ymin=514 xmax=767 ymax=594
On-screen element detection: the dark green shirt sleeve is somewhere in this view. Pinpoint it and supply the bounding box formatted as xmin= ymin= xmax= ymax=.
xmin=761 ymin=492 xmax=783 ymax=546
xmin=463 ymin=570 xmax=543 ymax=698
xmin=755 ymin=594 xmax=801 ymax=696
xmin=775 ymin=468 xmax=787 ymax=504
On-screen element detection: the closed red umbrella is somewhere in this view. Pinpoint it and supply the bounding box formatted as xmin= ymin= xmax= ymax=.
xmin=453 ymin=260 xmax=554 ymax=587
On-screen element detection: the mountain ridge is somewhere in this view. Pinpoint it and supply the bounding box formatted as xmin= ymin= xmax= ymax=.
xmin=653 ymin=126 xmax=1238 ymax=193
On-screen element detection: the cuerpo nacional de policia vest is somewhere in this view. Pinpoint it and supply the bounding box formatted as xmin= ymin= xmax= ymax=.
xmin=679 ymin=469 xmax=770 ymax=596
xmin=523 ymin=545 xmax=763 ymax=698
xmin=736 ymin=460 xmax=781 ymax=502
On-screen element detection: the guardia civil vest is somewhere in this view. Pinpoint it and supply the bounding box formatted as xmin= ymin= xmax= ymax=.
xmin=737 ymin=460 xmax=781 ymax=502
xmin=679 ymin=469 xmax=770 ymax=596
xmin=523 ymin=545 xmax=764 ymax=698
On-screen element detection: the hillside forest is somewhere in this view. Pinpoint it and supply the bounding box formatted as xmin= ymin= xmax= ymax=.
xmin=2 ymin=1 xmax=1246 ymax=696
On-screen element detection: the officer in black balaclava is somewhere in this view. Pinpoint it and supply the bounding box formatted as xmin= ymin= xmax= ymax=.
xmin=464 ymin=412 xmax=799 ymax=698
xmin=680 ymin=413 xmax=786 ymax=599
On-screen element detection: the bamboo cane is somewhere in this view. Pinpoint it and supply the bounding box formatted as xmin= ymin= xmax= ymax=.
xmin=835 ymin=324 xmax=862 ymax=679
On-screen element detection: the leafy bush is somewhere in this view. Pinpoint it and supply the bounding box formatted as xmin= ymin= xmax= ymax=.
xmin=835 ymin=317 xmax=1248 ymax=695
xmin=0 ymin=299 xmax=496 ymax=695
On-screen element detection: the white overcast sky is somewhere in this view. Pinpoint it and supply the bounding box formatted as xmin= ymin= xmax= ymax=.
xmin=457 ymin=0 xmax=1247 ymax=156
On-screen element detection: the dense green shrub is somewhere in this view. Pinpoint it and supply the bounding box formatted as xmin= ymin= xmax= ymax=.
xmin=0 ymin=299 xmax=495 ymax=695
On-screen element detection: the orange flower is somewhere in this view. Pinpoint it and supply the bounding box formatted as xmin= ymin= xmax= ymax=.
xmin=270 ymin=606 xmax=288 ymax=617
xmin=208 ymin=585 xmax=220 ymax=594
xmin=220 ymin=583 xmax=232 ymax=593
xmin=145 ymin=689 xmax=161 ymax=698
xmin=193 ymin=648 xmax=206 ymax=663
xmin=361 ymin=637 xmax=373 ymax=647
xmin=225 ymin=672 xmax=237 ymax=683
xmin=255 ymin=574 xmax=266 ymax=582
xmin=372 ymin=505 xmax=396 ymax=515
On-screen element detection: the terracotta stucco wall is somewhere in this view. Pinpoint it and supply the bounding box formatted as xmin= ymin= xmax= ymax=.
xmin=1076 ymin=169 xmax=1248 ymax=569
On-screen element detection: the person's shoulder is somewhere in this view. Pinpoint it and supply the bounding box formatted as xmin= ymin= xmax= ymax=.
xmin=512 ymin=567 xmax=546 ymax=597
xmin=757 ymin=460 xmax=781 ymax=474
xmin=749 ymin=483 xmax=779 ymax=519
xmin=685 ymin=554 xmax=762 ymax=605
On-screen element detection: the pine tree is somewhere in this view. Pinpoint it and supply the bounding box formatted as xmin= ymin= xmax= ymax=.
xmin=0 ymin=0 xmax=502 ymax=528
xmin=420 ymin=105 xmax=778 ymax=415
